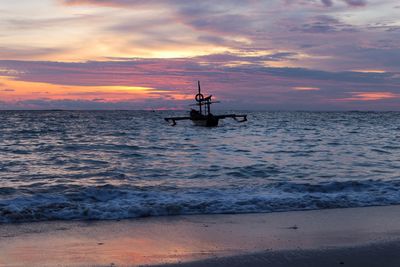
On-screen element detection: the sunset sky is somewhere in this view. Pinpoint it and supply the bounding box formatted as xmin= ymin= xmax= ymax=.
xmin=0 ymin=0 xmax=399 ymax=110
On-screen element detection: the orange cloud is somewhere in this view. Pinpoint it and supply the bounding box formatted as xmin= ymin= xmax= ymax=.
xmin=352 ymin=69 xmax=386 ymax=73
xmin=335 ymin=92 xmax=399 ymax=101
xmin=0 ymin=76 xmax=189 ymax=103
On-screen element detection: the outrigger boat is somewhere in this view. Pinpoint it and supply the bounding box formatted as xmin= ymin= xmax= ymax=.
xmin=165 ymin=81 xmax=247 ymax=127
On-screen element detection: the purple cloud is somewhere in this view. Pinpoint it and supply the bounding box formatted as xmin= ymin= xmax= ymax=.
xmin=1 ymin=57 xmax=399 ymax=110
xmin=321 ymin=0 xmax=334 ymax=7
xmin=1 ymin=0 xmax=398 ymax=111
xmin=343 ymin=0 xmax=367 ymax=7
xmin=291 ymin=15 xmax=357 ymax=33
xmin=319 ymin=0 xmax=367 ymax=7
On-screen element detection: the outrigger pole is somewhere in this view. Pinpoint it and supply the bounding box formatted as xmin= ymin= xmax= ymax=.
xmin=164 ymin=81 xmax=247 ymax=127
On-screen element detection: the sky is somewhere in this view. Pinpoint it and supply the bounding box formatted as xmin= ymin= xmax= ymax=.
xmin=0 ymin=0 xmax=399 ymax=110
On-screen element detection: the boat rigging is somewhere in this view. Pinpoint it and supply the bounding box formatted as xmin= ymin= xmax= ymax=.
xmin=164 ymin=81 xmax=247 ymax=127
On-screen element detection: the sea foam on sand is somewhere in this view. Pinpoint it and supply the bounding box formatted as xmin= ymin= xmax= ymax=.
xmin=1 ymin=205 xmax=400 ymax=267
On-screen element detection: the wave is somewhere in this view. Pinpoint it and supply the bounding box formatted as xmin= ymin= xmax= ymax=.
xmin=1 ymin=179 xmax=400 ymax=223
xmin=2 ymin=111 xmax=400 ymax=224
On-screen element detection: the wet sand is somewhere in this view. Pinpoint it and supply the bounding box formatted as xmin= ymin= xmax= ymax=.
xmin=1 ymin=205 xmax=400 ymax=267
xmin=155 ymin=241 xmax=400 ymax=267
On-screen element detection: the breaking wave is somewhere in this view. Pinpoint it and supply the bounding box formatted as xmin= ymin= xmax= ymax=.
xmin=1 ymin=111 xmax=400 ymax=223
xmin=1 ymin=179 xmax=400 ymax=223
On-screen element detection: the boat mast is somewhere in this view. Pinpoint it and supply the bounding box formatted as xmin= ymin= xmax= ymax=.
xmin=198 ymin=81 xmax=202 ymax=115
xmin=164 ymin=81 xmax=248 ymax=126
xmin=206 ymin=97 xmax=211 ymax=115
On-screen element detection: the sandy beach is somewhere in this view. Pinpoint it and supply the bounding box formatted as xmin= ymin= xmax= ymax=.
xmin=1 ymin=205 xmax=400 ymax=267
xmin=156 ymin=241 xmax=400 ymax=267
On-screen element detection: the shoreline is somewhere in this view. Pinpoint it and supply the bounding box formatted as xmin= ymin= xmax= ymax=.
xmin=1 ymin=205 xmax=400 ymax=266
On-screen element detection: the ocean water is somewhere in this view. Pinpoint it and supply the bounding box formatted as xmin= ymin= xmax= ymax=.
xmin=0 ymin=111 xmax=400 ymax=223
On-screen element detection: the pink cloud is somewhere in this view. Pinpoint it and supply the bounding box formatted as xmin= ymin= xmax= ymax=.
xmin=335 ymin=92 xmax=399 ymax=101
xmin=1 ymin=57 xmax=400 ymax=110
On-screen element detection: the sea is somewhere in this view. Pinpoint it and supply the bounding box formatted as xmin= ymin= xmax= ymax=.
xmin=0 ymin=111 xmax=400 ymax=223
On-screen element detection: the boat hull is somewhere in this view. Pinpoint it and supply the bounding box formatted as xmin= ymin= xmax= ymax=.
xmin=191 ymin=117 xmax=219 ymax=127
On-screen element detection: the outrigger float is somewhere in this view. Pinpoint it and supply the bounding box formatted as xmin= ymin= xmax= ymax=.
xmin=165 ymin=81 xmax=247 ymax=127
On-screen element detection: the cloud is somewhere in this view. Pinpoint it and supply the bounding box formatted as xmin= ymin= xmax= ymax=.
xmin=318 ymin=0 xmax=367 ymax=7
xmin=2 ymin=56 xmax=397 ymax=88
xmin=285 ymin=0 xmax=367 ymax=7
xmin=0 ymin=0 xmax=398 ymax=110
xmin=291 ymin=15 xmax=357 ymax=33
xmin=292 ymin=86 xmax=320 ymax=91
xmin=3 ymin=14 xmax=99 ymax=30
xmin=1 ymin=0 xmax=393 ymax=69
xmin=0 ymin=98 xmax=190 ymax=110
xmin=62 ymin=0 xmax=367 ymax=8
xmin=336 ymin=92 xmax=399 ymax=101
xmin=0 ymin=47 xmax=71 ymax=60
xmin=62 ymin=0 xmax=143 ymax=7
xmin=0 ymin=57 xmax=399 ymax=110
xmin=343 ymin=0 xmax=367 ymax=7
xmin=320 ymin=0 xmax=333 ymax=6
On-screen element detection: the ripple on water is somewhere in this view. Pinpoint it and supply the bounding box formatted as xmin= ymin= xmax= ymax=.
xmin=0 ymin=111 xmax=400 ymax=223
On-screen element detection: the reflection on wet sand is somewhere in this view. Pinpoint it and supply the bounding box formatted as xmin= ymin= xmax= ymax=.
xmin=2 ymin=206 xmax=400 ymax=266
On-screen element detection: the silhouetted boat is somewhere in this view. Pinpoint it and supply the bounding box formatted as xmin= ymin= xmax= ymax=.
xmin=165 ymin=81 xmax=247 ymax=127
